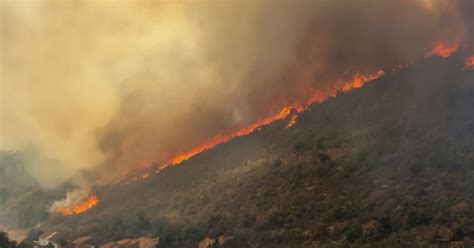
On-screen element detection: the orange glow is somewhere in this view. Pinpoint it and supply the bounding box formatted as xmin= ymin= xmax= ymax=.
xmin=161 ymin=70 xmax=384 ymax=167
xmin=122 ymin=41 xmax=461 ymax=182
xmin=341 ymin=70 xmax=385 ymax=92
xmin=138 ymin=159 xmax=153 ymax=169
xmin=464 ymin=56 xmax=474 ymax=69
xmin=164 ymin=104 xmax=304 ymax=166
xmin=305 ymin=70 xmax=385 ymax=105
xmin=286 ymin=115 xmax=298 ymax=128
xmin=432 ymin=42 xmax=458 ymax=58
xmin=59 ymin=195 xmax=100 ymax=216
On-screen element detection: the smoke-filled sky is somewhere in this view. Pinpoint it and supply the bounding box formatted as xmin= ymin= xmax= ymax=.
xmin=1 ymin=0 xmax=472 ymax=187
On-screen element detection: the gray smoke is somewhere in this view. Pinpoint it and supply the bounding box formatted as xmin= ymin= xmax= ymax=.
xmin=1 ymin=0 xmax=472 ymax=186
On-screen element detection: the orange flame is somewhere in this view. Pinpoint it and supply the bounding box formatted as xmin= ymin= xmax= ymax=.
xmin=160 ymin=70 xmax=384 ymax=168
xmin=163 ymin=104 xmax=304 ymax=166
xmin=286 ymin=115 xmax=298 ymax=128
xmin=464 ymin=56 xmax=474 ymax=69
xmin=305 ymin=70 xmax=385 ymax=105
xmin=341 ymin=70 xmax=385 ymax=92
xmin=60 ymin=195 xmax=100 ymax=216
xmin=432 ymin=42 xmax=458 ymax=58
xmin=123 ymin=41 xmax=462 ymax=182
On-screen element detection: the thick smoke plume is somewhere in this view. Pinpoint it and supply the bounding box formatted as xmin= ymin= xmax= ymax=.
xmin=1 ymin=0 xmax=473 ymax=187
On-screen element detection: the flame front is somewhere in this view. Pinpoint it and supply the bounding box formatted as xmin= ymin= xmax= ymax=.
xmin=59 ymin=195 xmax=100 ymax=216
xmin=161 ymin=70 xmax=385 ymax=168
xmin=432 ymin=42 xmax=458 ymax=58
xmin=286 ymin=115 xmax=298 ymax=129
xmin=121 ymin=42 xmax=461 ymax=177
xmin=163 ymin=104 xmax=304 ymax=167
xmin=341 ymin=71 xmax=385 ymax=92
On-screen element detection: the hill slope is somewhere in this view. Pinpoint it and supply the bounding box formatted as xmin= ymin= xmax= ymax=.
xmin=47 ymin=54 xmax=474 ymax=247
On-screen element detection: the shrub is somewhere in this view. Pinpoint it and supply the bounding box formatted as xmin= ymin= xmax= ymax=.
xmin=0 ymin=232 xmax=17 ymax=248
xmin=152 ymin=216 xmax=171 ymax=237
xmin=344 ymin=227 xmax=361 ymax=242
xmin=182 ymin=226 xmax=206 ymax=241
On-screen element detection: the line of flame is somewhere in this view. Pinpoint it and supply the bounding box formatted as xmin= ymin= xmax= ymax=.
xmin=129 ymin=42 xmax=463 ymax=178
xmin=285 ymin=115 xmax=298 ymax=129
xmin=160 ymin=70 xmax=385 ymax=169
xmin=59 ymin=195 xmax=100 ymax=216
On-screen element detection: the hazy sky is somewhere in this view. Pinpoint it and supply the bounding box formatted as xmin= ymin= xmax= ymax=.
xmin=1 ymin=0 xmax=471 ymax=187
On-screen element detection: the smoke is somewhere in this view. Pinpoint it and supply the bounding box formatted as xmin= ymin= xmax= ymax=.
xmin=49 ymin=187 xmax=95 ymax=215
xmin=1 ymin=0 xmax=473 ymax=187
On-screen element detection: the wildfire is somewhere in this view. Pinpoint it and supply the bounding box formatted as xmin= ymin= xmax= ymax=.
xmin=161 ymin=70 xmax=385 ymax=168
xmin=305 ymin=70 xmax=385 ymax=106
xmin=432 ymin=42 xmax=459 ymax=58
xmin=127 ymin=41 xmax=460 ymax=178
xmin=341 ymin=70 xmax=385 ymax=92
xmin=286 ymin=115 xmax=298 ymax=128
xmin=59 ymin=195 xmax=100 ymax=216
xmin=163 ymin=104 xmax=304 ymax=167
xmin=464 ymin=56 xmax=474 ymax=69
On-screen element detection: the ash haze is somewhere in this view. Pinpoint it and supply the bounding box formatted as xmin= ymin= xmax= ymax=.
xmin=0 ymin=0 xmax=473 ymax=187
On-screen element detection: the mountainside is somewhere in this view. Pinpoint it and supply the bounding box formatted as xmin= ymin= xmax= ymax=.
xmin=22 ymin=54 xmax=474 ymax=247
xmin=0 ymin=150 xmax=72 ymax=229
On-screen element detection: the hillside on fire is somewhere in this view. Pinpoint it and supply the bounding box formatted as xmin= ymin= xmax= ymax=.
xmin=2 ymin=1 xmax=474 ymax=248
xmin=1 ymin=53 xmax=471 ymax=247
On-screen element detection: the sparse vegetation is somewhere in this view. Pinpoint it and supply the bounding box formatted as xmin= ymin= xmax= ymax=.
xmin=3 ymin=57 xmax=474 ymax=247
